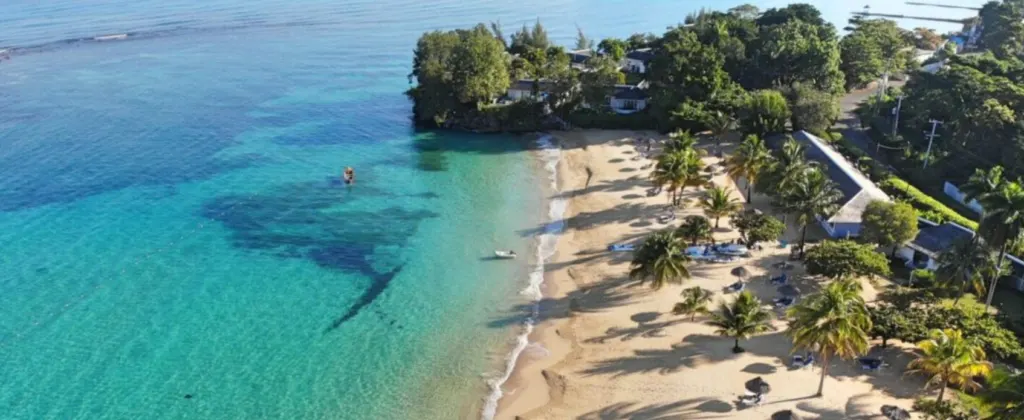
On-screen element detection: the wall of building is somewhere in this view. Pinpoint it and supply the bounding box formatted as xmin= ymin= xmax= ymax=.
xmin=625 ymin=58 xmax=646 ymax=73
xmin=943 ymin=182 xmax=984 ymax=214
xmin=820 ymin=220 xmax=861 ymax=238
xmin=610 ymin=98 xmax=646 ymax=113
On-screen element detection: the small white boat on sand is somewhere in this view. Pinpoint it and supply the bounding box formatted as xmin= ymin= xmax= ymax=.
xmin=494 ymin=250 xmax=517 ymax=259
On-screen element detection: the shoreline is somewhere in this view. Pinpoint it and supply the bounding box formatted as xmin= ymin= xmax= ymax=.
xmin=481 ymin=133 xmax=567 ymax=420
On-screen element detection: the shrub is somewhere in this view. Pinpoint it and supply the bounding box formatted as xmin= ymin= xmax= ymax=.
xmin=911 ymin=269 xmax=936 ymax=287
xmin=878 ymin=177 xmax=979 ymax=230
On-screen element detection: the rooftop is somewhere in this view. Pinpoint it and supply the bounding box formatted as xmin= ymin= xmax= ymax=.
xmin=908 ymin=218 xmax=974 ymax=258
xmin=626 ymin=48 xmax=654 ymax=62
xmin=788 ymin=131 xmax=891 ymax=223
xmin=567 ymin=49 xmax=593 ymax=65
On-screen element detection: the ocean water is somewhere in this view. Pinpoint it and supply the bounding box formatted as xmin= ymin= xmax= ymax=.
xmin=0 ymin=1 xmax=970 ymax=419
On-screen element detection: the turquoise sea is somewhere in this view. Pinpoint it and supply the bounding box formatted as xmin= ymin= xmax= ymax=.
xmin=0 ymin=1 xmax=973 ymax=419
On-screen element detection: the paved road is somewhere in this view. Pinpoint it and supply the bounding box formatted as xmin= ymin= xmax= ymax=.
xmin=834 ymin=81 xmax=905 ymax=162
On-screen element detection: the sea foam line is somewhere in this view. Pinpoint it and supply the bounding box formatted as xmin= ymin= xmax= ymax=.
xmin=482 ymin=134 xmax=565 ymax=420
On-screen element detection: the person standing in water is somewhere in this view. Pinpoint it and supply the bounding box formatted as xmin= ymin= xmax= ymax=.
xmin=343 ymin=167 xmax=355 ymax=184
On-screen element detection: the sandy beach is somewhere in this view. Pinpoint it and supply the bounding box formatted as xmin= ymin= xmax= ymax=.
xmin=497 ymin=130 xmax=927 ymax=419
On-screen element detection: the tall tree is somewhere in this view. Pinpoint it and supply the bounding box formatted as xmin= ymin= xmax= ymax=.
xmin=784 ymin=83 xmax=839 ymax=133
xmin=451 ymin=32 xmax=512 ymax=103
xmin=731 ymin=210 xmax=786 ymax=248
xmin=739 ymin=90 xmax=790 ymax=137
xmin=912 ymin=27 xmax=943 ymax=50
xmin=936 ymin=238 xmax=990 ymax=303
xmin=700 ymin=186 xmax=742 ymax=228
xmin=980 ymin=0 xmax=1024 ymax=58
xmin=756 ymin=137 xmax=809 ymax=199
xmin=649 ymin=28 xmax=744 ymax=129
xmin=749 ymin=19 xmax=844 ymax=94
xmin=983 ymin=367 xmax=1024 ymax=420
xmin=839 ymin=19 xmax=913 ymax=91
xmin=726 ymin=135 xmax=772 ymax=202
xmin=597 ymin=38 xmax=627 ymax=61
xmin=575 ymin=25 xmax=594 ymax=51
xmin=787 ymin=279 xmax=872 ymax=397
xmin=907 ymin=328 xmax=993 ymax=403
xmin=804 ymin=239 xmax=892 ymax=280
xmin=974 ymin=176 xmax=1024 ymax=310
xmin=755 ymin=3 xmax=825 ymax=28
xmin=707 ymin=290 xmax=774 ymax=353
xmin=629 ymin=230 xmax=690 ymax=290
xmin=490 ymin=20 xmax=507 ymax=49
xmin=625 ymin=32 xmax=657 ymax=50
xmin=652 ymin=148 xmax=705 ymax=206
xmin=702 ymin=109 xmax=737 ymax=151
xmin=674 ymin=286 xmax=714 ymax=321
xmin=860 ymin=201 xmax=919 ymax=257
xmin=783 ymin=169 xmax=843 ymax=255
xmin=676 ymin=215 xmax=713 ymax=246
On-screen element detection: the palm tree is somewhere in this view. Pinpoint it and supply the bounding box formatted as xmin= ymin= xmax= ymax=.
xmin=652 ymin=149 xmax=706 ymax=206
xmin=706 ymin=290 xmax=774 ymax=353
xmin=936 ymin=238 xmax=989 ymax=304
xmin=673 ymin=286 xmax=714 ymax=321
xmin=700 ymin=186 xmax=743 ymax=228
xmin=676 ymin=215 xmax=713 ymax=245
xmin=665 ymin=129 xmax=701 ymax=154
xmin=984 ymin=368 xmax=1024 ymax=420
xmin=783 ymin=169 xmax=843 ymax=257
xmin=703 ymin=109 xmax=736 ymax=152
xmin=725 ymin=134 xmax=772 ymax=203
xmin=756 ymin=137 xmax=810 ymax=199
xmin=786 ymin=279 xmax=871 ymax=397
xmin=629 ymin=230 xmax=690 ymax=290
xmin=975 ymin=179 xmax=1024 ymax=310
xmin=906 ymin=328 xmax=993 ymax=403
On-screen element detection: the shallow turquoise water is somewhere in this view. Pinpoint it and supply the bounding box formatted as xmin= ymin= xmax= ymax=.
xmin=0 ymin=1 xmax=972 ymax=419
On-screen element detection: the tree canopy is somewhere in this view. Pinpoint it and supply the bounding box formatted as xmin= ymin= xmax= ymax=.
xmin=839 ymin=19 xmax=914 ymax=90
xmin=860 ymin=200 xmax=919 ymax=254
xmin=804 ymin=240 xmax=892 ymax=280
xmin=730 ymin=210 xmax=785 ymax=247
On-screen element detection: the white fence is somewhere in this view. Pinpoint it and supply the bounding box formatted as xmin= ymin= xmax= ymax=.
xmin=943 ymin=182 xmax=984 ymax=214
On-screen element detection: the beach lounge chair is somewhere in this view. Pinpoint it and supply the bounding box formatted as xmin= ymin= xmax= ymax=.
xmin=607 ymin=244 xmax=635 ymax=252
xmin=769 ymin=274 xmax=788 ymax=285
xmin=791 ymin=353 xmax=814 ymax=369
xmin=779 ymin=240 xmax=788 ymax=248
xmin=858 ymin=358 xmax=887 ymax=372
xmin=774 ymin=296 xmax=796 ymax=308
xmin=725 ymin=281 xmax=745 ymax=293
xmin=657 ymin=213 xmax=676 ymax=224
xmin=737 ymin=391 xmax=764 ymax=407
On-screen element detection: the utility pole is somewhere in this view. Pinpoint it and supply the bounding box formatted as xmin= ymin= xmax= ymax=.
xmin=922 ymin=119 xmax=942 ymax=169
xmin=883 ymin=95 xmax=905 ymax=153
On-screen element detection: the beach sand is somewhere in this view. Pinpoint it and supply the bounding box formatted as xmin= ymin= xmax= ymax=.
xmin=497 ymin=130 xmax=926 ymax=420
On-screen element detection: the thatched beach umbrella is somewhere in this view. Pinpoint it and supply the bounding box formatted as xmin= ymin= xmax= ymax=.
xmin=778 ymin=284 xmax=801 ymax=297
xmin=744 ymin=376 xmax=771 ymax=394
xmin=731 ymin=266 xmax=749 ymax=279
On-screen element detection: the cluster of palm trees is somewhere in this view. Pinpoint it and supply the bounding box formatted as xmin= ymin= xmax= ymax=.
xmin=946 ymin=166 xmax=1024 ymax=310
xmin=726 ymin=135 xmax=843 ymax=255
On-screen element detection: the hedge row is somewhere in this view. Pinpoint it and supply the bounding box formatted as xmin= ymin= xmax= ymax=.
xmin=878 ymin=177 xmax=979 ymax=230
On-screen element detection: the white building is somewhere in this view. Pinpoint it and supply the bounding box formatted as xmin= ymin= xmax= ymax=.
xmin=505 ymin=79 xmax=553 ymax=101
xmin=624 ymin=49 xmax=654 ymax=74
xmin=610 ymin=85 xmax=648 ymax=114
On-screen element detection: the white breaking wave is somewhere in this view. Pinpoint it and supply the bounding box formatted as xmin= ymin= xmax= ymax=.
xmin=481 ymin=134 xmax=565 ymax=420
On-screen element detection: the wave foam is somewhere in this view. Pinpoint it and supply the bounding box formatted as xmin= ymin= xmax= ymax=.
xmin=481 ymin=134 xmax=564 ymax=420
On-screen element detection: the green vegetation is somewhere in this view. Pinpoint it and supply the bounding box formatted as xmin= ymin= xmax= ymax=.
xmin=839 ymin=18 xmax=915 ymax=90
xmin=781 ymin=169 xmax=843 ymax=254
xmin=699 ymin=186 xmax=742 ymax=228
xmin=724 ymin=135 xmax=772 ymax=203
xmin=629 ymin=230 xmax=690 ymax=290
xmin=706 ymin=290 xmax=774 ymax=353
xmin=786 ymin=280 xmax=871 ymax=397
xmin=804 ymin=240 xmax=891 ymax=280
xmin=907 ymin=328 xmax=993 ymax=403
xmin=408 ymin=4 xmax=846 ymax=132
xmin=878 ymin=177 xmax=979 ymax=230
xmin=730 ymin=210 xmax=785 ymax=248
xmin=676 ymin=215 xmax=713 ymax=246
xmin=860 ymin=200 xmax=919 ymax=256
xmin=673 ymin=286 xmax=714 ymax=321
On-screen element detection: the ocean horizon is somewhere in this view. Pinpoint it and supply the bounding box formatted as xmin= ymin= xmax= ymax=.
xmin=0 ymin=1 xmax=975 ymax=418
